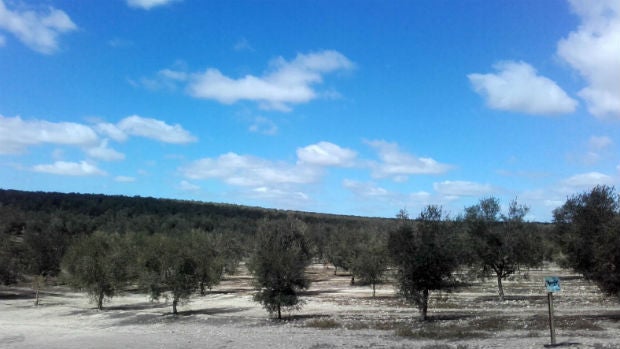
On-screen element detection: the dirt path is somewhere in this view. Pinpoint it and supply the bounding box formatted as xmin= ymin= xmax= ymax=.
xmin=2 ymin=265 xmax=619 ymax=348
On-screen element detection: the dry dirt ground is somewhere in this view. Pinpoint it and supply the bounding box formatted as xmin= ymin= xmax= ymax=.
xmin=1 ymin=264 xmax=620 ymax=349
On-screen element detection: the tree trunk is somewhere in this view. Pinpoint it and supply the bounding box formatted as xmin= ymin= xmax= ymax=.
xmin=172 ymin=298 xmax=178 ymax=315
xmin=350 ymin=275 xmax=355 ymax=285
xmin=497 ymin=273 xmax=505 ymax=301
xmin=200 ymin=281 xmax=206 ymax=296
xmin=372 ymin=283 xmax=376 ymax=298
xmin=334 ymin=266 xmax=337 ymax=275
xmin=277 ymin=303 xmax=281 ymax=320
xmin=97 ymin=289 xmax=104 ymax=310
xmin=421 ymin=289 xmax=429 ymax=320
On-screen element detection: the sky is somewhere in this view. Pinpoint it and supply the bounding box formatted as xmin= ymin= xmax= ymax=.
xmin=1 ymin=0 xmax=619 ymax=221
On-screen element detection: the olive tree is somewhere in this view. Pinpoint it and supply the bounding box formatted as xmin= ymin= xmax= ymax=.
xmin=465 ymin=197 xmax=542 ymax=301
xmin=351 ymin=237 xmax=388 ymax=297
xmin=139 ymin=234 xmax=199 ymax=315
xmin=247 ymin=216 xmax=312 ymax=319
xmin=553 ymin=185 xmax=620 ymax=297
xmin=62 ymin=232 xmax=131 ymax=310
xmin=388 ymin=205 xmax=459 ymax=320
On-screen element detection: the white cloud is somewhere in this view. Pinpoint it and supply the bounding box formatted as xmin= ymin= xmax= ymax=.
xmin=33 ymin=161 xmax=105 ymax=176
xmin=187 ymin=50 xmax=354 ymax=111
xmin=297 ymin=141 xmax=357 ymax=167
xmin=366 ymin=140 xmax=452 ymax=180
xmin=115 ymin=176 xmax=136 ymax=183
xmin=248 ymin=116 xmax=278 ymax=135
xmin=0 ymin=0 xmax=77 ymax=54
xmin=433 ymin=180 xmax=494 ymax=197
xmin=0 ymin=115 xmax=98 ymax=154
xmin=343 ymin=179 xmax=390 ymax=198
xmin=561 ymin=171 xmax=615 ymax=190
xmin=126 ymin=0 xmax=180 ymax=10
xmin=96 ymin=122 xmax=128 ymax=142
xmin=249 ymin=186 xmax=310 ymax=203
xmin=233 ymin=38 xmax=253 ymax=52
xmin=107 ymin=38 xmax=133 ymax=48
xmin=181 ymin=152 xmax=321 ymax=187
xmin=85 ymin=139 xmax=125 ymax=161
xmin=468 ymin=61 xmax=578 ymax=115
xmin=557 ymin=0 xmax=620 ymax=119
xmin=177 ymin=180 xmax=200 ymax=192
xmin=114 ymin=115 xmax=197 ymax=144
xmin=569 ymin=135 xmax=615 ymax=165
xmin=589 ymin=135 xmax=613 ymax=150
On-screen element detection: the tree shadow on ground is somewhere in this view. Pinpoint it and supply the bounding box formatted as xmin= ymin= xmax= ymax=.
xmin=300 ymin=289 xmax=344 ymax=296
xmin=474 ymin=295 xmax=546 ymax=302
xmin=175 ymin=307 xmax=252 ymax=316
xmin=203 ymin=288 xmax=251 ymax=295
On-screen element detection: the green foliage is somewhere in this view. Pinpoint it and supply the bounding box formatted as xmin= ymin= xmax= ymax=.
xmin=0 ymin=232 xmax=23 ymax=285
xmin=138 ymin=234 xmax=200 ymax=314
xmin=465 ymin=197 xmax=543 ymax=300
xmin=388 ymin=205 xmax=460 ymax=320
xmin=248 ymin=216 xmax=312 ymax=319
xmin=62 ymin=232 xmax=131 ymax=309
xmin=184 ymin=230 xmax=236 ymax=295
xmin=351 ymin=237 xmax=388 ymax=297
xmin=553 ymin=185 xmax=620 ymax=297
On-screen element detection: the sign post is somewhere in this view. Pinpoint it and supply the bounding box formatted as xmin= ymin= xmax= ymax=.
xmin=544 ymin=276 xmax=561 ymax=346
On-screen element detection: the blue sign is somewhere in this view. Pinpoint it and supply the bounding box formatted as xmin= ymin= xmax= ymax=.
xmin=545 ymin=276 xmax=561 ymax=292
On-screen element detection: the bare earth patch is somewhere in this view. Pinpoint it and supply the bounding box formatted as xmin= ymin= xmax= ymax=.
xmin=2 ymin=264 xmax=620 ymax=348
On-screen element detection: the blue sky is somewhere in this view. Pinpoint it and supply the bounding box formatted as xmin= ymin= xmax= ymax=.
xmin=1 ymin=0 xmax=619 ymax=221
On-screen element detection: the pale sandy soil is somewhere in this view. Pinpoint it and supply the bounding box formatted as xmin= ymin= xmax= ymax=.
xmin=2 ymin=264 xmax=620 ymax=349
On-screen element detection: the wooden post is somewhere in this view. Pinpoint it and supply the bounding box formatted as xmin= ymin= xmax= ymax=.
xmin=547 ymin=292 xmax=556 ymax=345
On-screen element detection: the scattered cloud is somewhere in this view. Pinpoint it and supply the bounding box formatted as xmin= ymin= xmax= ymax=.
xmin=589 ymin=135 xmax=613 ymax=150
xmin=99 ymin=115 xmax=197 ymax=144
xmin=0 ymin=114 xmax=196 ymax=157
xmin=561 ymin=171 xmax=615 ymax=191
xmin=248 ymin=116 xmax=278 ymax=135
xmin=115 ymin=175 xmax=136 ymax=183
xmin=233 ymin=37 xmax=253 ymax=52
xmin=107 ymin=38 xmax=133 ymax=48
xmin=433 ymin=180 xmax=494 ymax=197
xmin=0 ymin=115 xmax=98 ymax=154
xmin=177 ymin=180 xmax=200 ymax=192
xmin=33 ymin=161 xmax=105 ymax=176
xmin=557 ymin=0 xmax=620 ymax=119
xmin=249 ymin=186 xmax=310 ymax=203
xmin=0 ymin=0 xmax=77 ymax=54
xmin=186 ymin=50 xmax=354 ymax=111
xmin=181 ymin=152 xmax=321 ymax=187
xmin=568 ymin=135 xmax=615 ymax=165
xmin=343 ymin=179 xmax=390 ymax=198
xmin=297 ymin=141 xmax=357 ymax=167
xmin=468 ymin=61 xmax=578 ymax=115
xmin=366 ymin=140 xmax=452 ymax=180
xmin=85 ymin=140 xmax=125 ymax=161
xmin=126 ymin=0 xmax=180 ymax=10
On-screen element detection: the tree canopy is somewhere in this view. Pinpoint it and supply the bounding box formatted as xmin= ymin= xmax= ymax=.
xmin=388 ymin=205 xmax=460 ymax=320
xmin=248 ymin=216 xmax=313 ymax=319
xmin=554 ymin=185 xmax=620 ymax=297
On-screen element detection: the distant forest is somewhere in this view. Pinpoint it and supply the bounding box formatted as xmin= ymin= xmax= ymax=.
xmin=0 ymin=188 xmax=393 ymax=278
